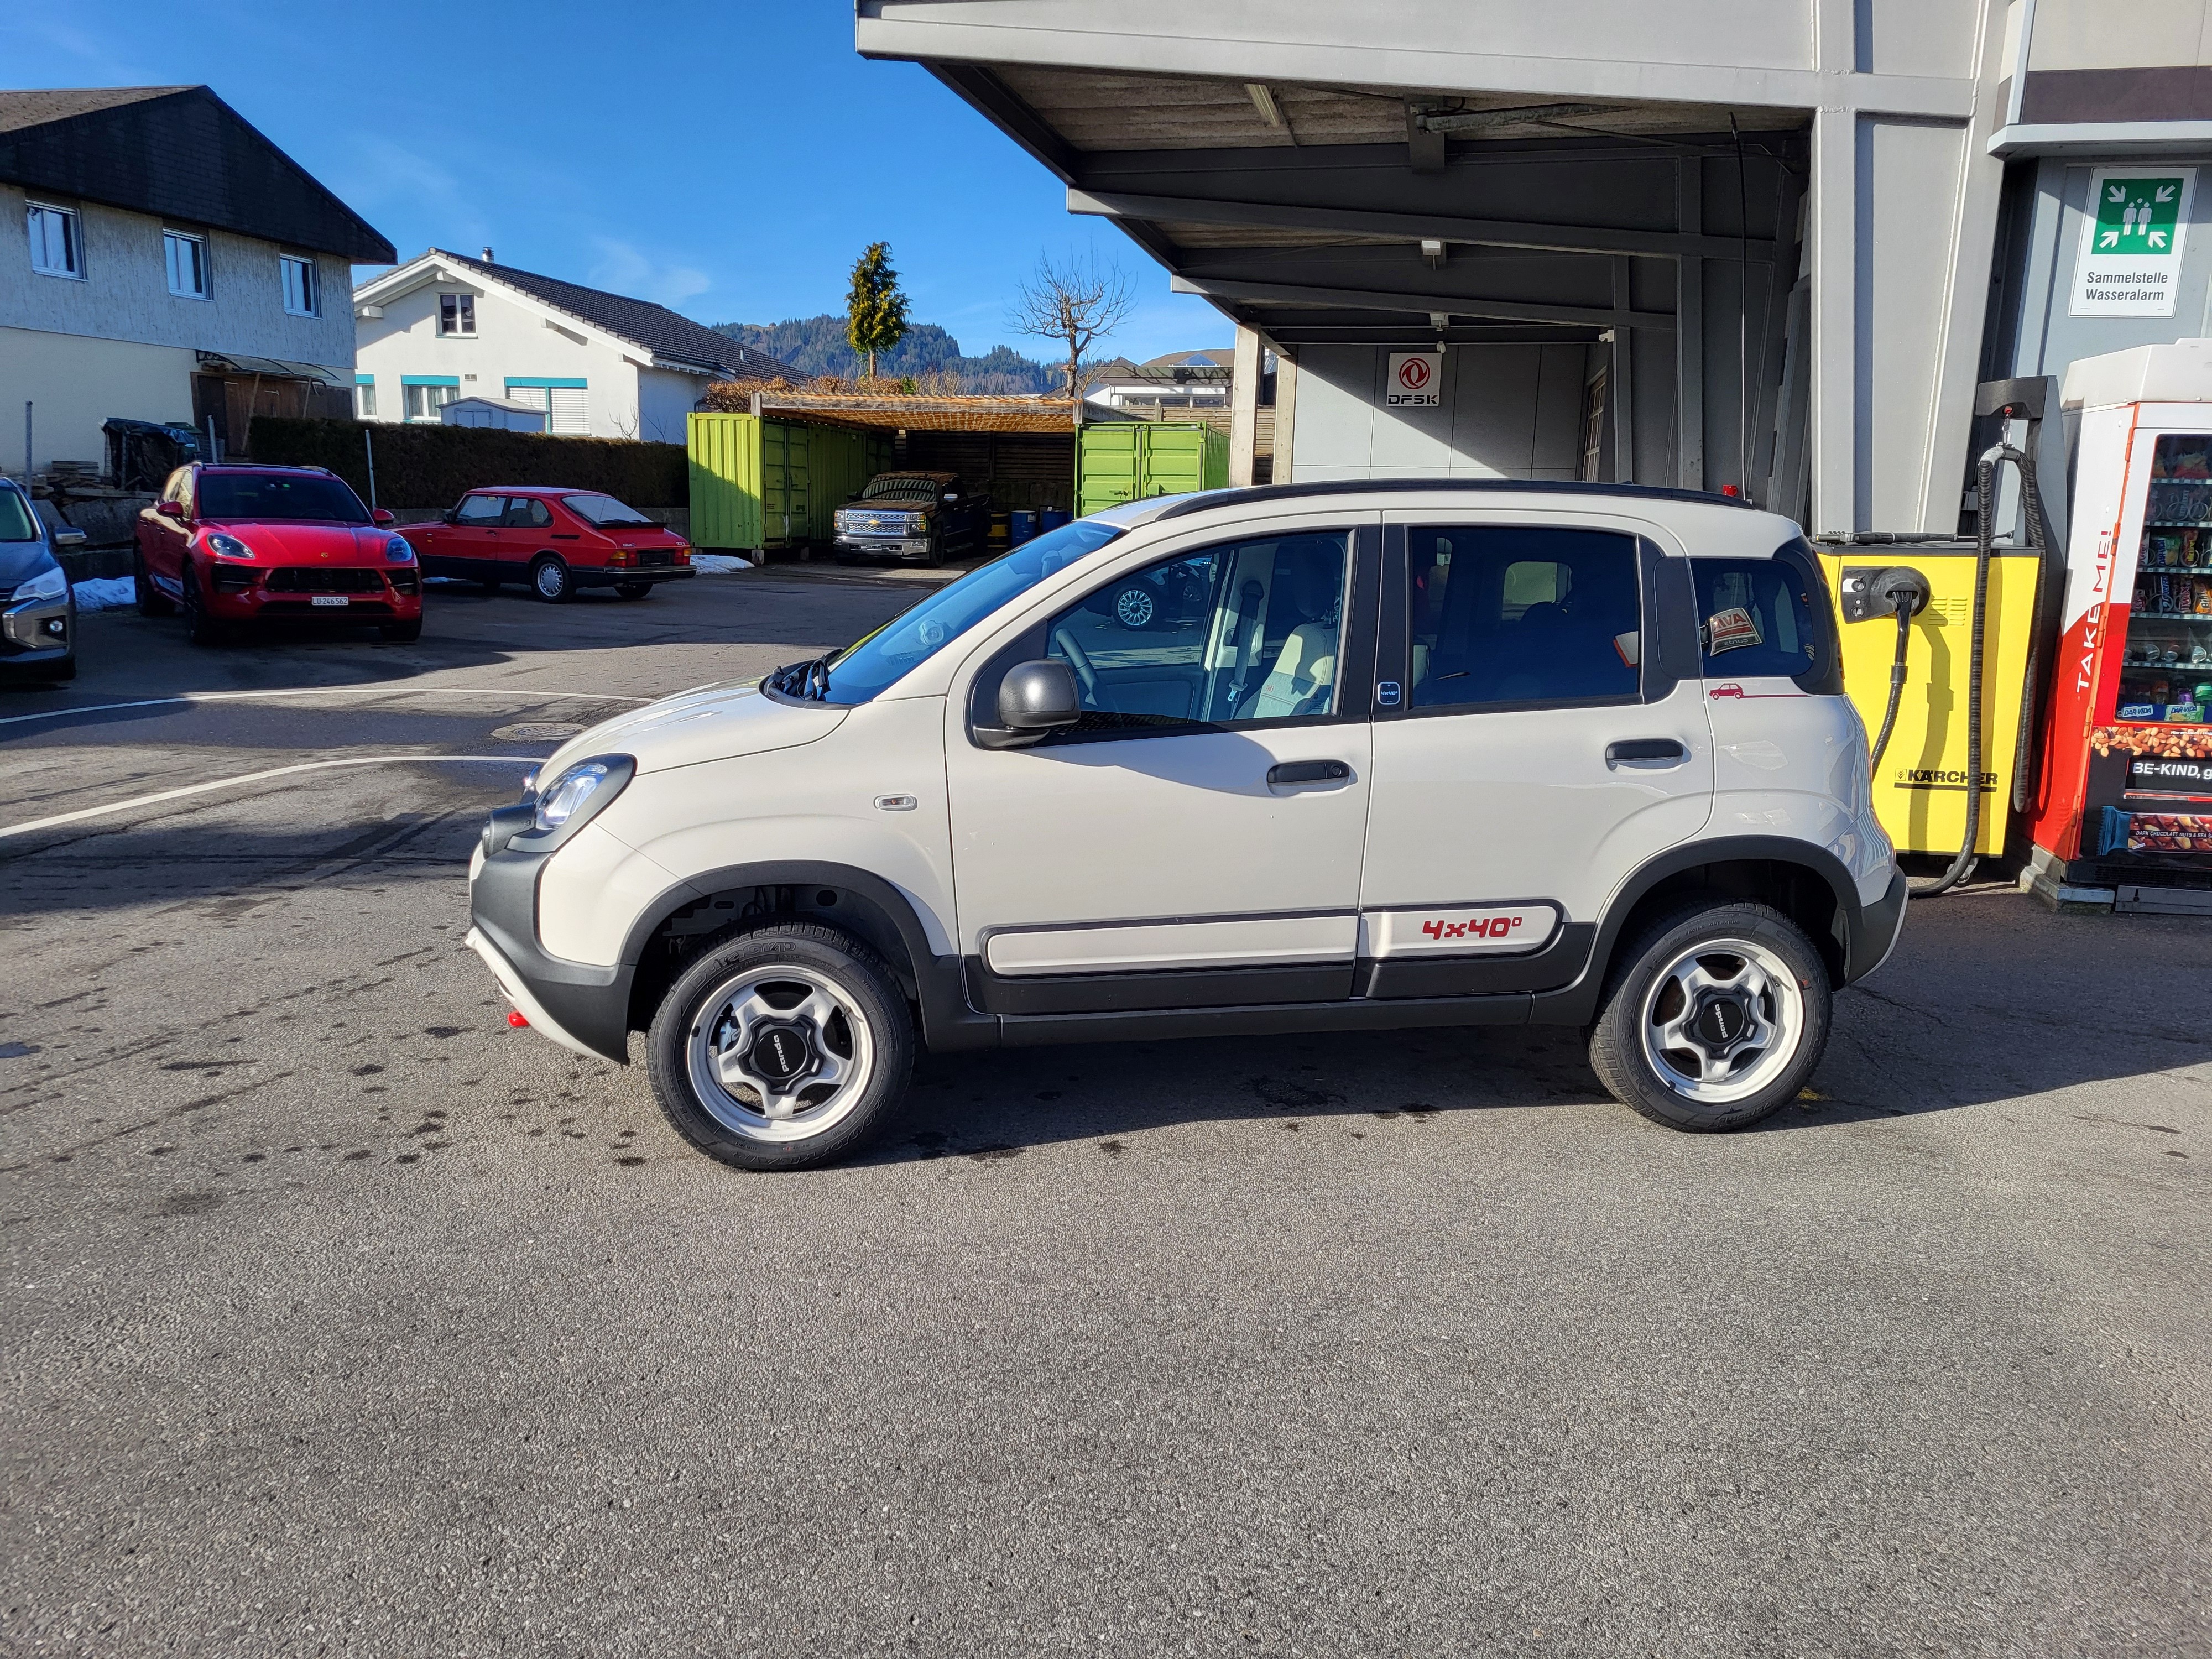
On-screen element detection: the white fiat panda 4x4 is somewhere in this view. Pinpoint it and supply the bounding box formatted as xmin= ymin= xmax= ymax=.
xmin=467 ymin=481 xmax=1906 ymax=1170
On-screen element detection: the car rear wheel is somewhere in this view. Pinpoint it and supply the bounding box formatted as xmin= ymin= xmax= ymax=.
xmin=1588 ymin=900 xmax=1831 ymax=1133
xmin=647 ymin=923 xmax=915 ymax=1172
xmin=530 ymin=556 xmax=572 ymax=603
xmin=134 ymin=549 xmax=174 ymax=617
xmin=179 ymin=562 xmax=229 ymax=647
xmin=614 ymin=581 xmax=653 ymax=601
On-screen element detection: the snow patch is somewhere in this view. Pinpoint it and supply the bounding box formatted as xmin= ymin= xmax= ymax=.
xmin=72 ymin=577 xmax=139 ymax=612
xmin=690 ymin=554 xmax=753 ymax=574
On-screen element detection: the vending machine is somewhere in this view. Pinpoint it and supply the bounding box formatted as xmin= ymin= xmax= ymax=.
xmin=2026 ymin=340 xmax=2212 ymax=906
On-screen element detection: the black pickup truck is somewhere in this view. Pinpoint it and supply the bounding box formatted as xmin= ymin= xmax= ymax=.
xmin=830 ymin=471 xmax=988 ymax=566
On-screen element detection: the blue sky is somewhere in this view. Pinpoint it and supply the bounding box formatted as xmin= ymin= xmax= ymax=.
xmin=4 ymin=1 xmax=1228 ymax=364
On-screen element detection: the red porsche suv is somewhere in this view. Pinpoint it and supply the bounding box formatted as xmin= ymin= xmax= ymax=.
xmin=135 ymin=465 xmax=424 ymax=645
xmin=401 ymin=487 xmax=694 ymax=602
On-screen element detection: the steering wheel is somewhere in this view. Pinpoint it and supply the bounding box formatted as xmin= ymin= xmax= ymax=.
xmin=1048 ymin=624 xmax=1101 ymax=704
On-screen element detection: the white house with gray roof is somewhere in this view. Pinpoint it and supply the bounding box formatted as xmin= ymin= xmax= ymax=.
xmin=352 ymin=249 xmax=800 ymax=445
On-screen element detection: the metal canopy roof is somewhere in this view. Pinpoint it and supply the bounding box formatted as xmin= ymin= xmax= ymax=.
xmin=909 ymin=60 xmax=1806 ymax=351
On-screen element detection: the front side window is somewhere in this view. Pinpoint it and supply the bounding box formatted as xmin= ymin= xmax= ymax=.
xmin=404 ymin=382 xmax=456 ymax=420
xmin=453 ymin=493 xmax=507 ymax=527
xmin=809 ymin=518 xmax=1125 ymax=704
xmin=27 ymin=202 xmax=81 ymax=278
xmin=1407 ymin=525 xmax=1641 ymax=709
xmin=1693 ymin=543 xmax=1838 ymax=692
xmin=197 ymin=472 xmax=369 ymax=524
xmin=164 ymin=231 xmax=207 ymax=298
xmin=1042 ymin=530 xmax=1350 ymax=733
xmin=280 ymin=254 xmax=319 ymax=316
xmin=439 ymin=293 xmax=476 ymax=336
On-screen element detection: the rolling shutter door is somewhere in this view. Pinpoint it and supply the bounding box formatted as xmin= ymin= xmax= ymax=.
xmin=549 ymin=387 xmax=588 ymax=435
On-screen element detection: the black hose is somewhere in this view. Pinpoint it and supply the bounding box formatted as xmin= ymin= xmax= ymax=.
xmin=1912 ymin=445 xmax=2007 ymax=898
xmin=1867 ymin=602 xmax=1914 ymax=769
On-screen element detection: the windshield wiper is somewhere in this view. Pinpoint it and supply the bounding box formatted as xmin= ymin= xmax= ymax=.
xmin=768 ymin=654 xmax=834 ymax=701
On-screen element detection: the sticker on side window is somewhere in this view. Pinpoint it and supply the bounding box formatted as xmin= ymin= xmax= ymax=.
xmin=1613 ymin=629 xmax=1640 ymax=668
xmin=1705 ymin=606 xmax=1763 ymax=654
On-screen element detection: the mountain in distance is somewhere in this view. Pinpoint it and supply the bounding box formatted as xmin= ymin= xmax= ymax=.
xmin=711 ymin=315 xmax=1059 ymax=394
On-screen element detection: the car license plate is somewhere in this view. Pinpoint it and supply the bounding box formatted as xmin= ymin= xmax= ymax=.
xmin=310 ymin=594 xmax=349 ymax=607
xmin=902 ymin=540 xmax=930 ymax=555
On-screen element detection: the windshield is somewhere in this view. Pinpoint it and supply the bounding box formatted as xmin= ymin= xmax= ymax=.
xmin=810 ymin=518 xmax=1125 ymax=703
xmin=199 ymin=472 xmax=371 ymax=524
xmin=562 ymin=493 xmax=657 ymax=528
xmin=860 ymin=476 xmax=944 ymax=502
xmin=0 ymin=489 xmax=39 ymax=542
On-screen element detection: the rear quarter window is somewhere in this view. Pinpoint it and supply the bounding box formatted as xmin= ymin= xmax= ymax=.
xmin=1692 ymin=540 xmax=1842 ymax=696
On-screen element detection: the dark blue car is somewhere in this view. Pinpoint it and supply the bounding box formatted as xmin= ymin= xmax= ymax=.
xmin=0 ymin=477 xmax=82 ymax=683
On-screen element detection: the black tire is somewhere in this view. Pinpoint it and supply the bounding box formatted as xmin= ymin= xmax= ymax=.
xmin=479 ymin=578 xmax=502 ymax=594
xmin=529 ymin=555 xmax=572 ymax=603
xmin=179 ymin=562 xmax=229 ymax=648
xmin=647 ymin=922 xmax=915 ymax=1172
xmin=614 ymin=581 xmax=652 ymax=601
xmin=378 ymin=618 xmax=422 ymax=643
xmin=134 ymin=548 xmax=174 ymax=617
xmin=1588 ymin=900 xmax=1832 ymax=1133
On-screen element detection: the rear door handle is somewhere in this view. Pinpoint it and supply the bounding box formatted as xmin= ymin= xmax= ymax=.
xmin=1605 ymin=739 xmax=1688 ymax=768
xmin=1267 ymin=759 xmax=1352 ymax=786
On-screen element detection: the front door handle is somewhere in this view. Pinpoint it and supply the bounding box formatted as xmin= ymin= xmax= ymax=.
xmin=1605 ymin=738 xmax=1689 ymax=768
xmin=1267 ymin=759 xmax=1353 ymax=786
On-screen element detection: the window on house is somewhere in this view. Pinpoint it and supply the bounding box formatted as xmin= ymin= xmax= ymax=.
xmin=354 ymin=378 xmax=377 ymax=419
xmin=438 ymin=293 xmax=476 ymax=336
xmin=404 ymin=382 xmax=457 ymax=420
xmin=505 ymin=380 xmax=588 ymax=435
xmin=280 ymin=254 xmax=319 ymax=317
xmin=164 ymin=231 xmax=208 ymax=299
xmin=27 ymin=202 xmax=82 ymax=278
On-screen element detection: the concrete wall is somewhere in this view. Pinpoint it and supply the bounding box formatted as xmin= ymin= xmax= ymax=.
xmin=0 ymin=184 xmax=353 ymax=369
xmin=0 ymin=325 xmax=198 ymax=472
xmin=1288 ymin=344 xmax=1588 ymax=482
xmin=355 ymin=275 xmax=708 ymax=442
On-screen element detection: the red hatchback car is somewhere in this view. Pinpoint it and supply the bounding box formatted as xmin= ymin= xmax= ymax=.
xmin=403 ymin=487 xmax=694 ymax=602
xmin=135 ymin=464 xmax=424 ymax=645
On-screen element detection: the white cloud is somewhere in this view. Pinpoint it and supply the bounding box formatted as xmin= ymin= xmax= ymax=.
xmin=588 ymin=238 xmax=712 ymax=309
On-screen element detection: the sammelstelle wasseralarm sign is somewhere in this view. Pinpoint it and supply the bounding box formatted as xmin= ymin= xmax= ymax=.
xmin=2071 ymin=168 xmax=2195 ymax=317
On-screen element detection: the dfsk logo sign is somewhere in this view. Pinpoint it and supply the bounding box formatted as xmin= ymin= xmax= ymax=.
xmin=1386 ymin=351 xmax=1443 ymax=408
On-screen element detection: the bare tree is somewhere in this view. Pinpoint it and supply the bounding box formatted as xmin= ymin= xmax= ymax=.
xmin=1006 ymin=252 xmax=1135 ymax=423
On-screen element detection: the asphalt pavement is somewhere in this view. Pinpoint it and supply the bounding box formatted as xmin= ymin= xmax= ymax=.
xmin=2 ymin=568 xmax=2208 ymax=1658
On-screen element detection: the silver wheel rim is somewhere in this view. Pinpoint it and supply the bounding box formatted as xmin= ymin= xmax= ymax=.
xmin=536 ymin=562 xmax=564 ymax=597
xmin=1115 ymin=586 xmax=1155 ymax=629
xmin=685 ymin=964 xmax=875 ymax=1142
xmin=1639 ymin=936 xmax=1806 ymax=1105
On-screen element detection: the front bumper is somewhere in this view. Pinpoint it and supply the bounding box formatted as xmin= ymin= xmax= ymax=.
xmin=833 ymin=533 xmax=934 ymax=561
xmin=573 ymin=565 xmax=696 ymax=588
xmin=207 ymin=562 xmax=424 ymax=619
xmin=1 ymin=594 xmax=71 ymax=669
xmin=468 ymin=840 xmax=636 ymax=1063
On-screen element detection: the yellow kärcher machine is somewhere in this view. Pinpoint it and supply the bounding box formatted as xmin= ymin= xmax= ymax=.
xmin=1815 ymin=377 xmax=2064 ymax=896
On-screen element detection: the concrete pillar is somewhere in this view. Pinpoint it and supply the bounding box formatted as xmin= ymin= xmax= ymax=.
xmin=1229 ymin=324 xmax=1262 ymax=487
xmin=1271 ymin=349 xmax=1298 ymax=486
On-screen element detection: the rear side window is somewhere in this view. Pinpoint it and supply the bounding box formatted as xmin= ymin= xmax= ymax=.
xmin=454 ymin=494 xmax=505 ymax=526
xmin=1408 ymin=525 xmax=1641 ymax=709
xmin=504 ymin=497 xmax=553 ymax=530
xmin=1693 ymin=542 xmax=1841 ymax=694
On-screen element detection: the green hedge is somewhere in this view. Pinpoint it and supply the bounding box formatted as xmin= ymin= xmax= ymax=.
xmin=245 ymin=417 xmax=687 ymax=510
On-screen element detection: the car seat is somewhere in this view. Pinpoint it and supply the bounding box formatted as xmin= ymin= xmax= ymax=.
xmin=1240 ymin=542 xmax=1343 ymax=719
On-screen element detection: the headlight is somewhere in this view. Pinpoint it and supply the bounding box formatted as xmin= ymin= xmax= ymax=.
xmin=534 ymin=758 xmax=624 ymax=831
xmin=907 ymin=513 xmax=927 ymax=533
xmin=384 ymin=534 xmax=415 ymax=562
xmin=205 ymin=532 xmax=254 ymax=559
xmin=15 ymin=566 xmax=66 ymax=603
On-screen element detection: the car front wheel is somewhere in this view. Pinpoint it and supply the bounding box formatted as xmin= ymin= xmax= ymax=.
xmin=134 ymin=548 xmax=174 ymax=617
xmin=646 ymin=923 xmax=915 ymax=1171
xmin=180 ymin=562 xmax=229 ymax=647
xmin=530 ymin=556 xmax=572 ymax=603
xmin=1588 ymin=900 xmax=1831 ymax=1133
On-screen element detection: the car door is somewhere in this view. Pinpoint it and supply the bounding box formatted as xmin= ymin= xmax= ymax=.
xmin=142 ymin=468 xmax=192 ymax=595
xmin=1358 ymin=511 xmax=1714 ymax=996
xmin=945 ymin=514 xmax=1381 ymax=1015
xmin=430 ymin=493 xmax=505 ymax=577
xmin=502 ymin=495 xmax=556 ymax=572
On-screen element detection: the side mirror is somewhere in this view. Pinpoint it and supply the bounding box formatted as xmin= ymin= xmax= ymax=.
xmin=442 ymin=507 xmax=457 ymax=524
xmin=155 ymin=500 xmax=186 ymax=520
xmin=54 ymin=528 xmax=88 ymax=547
xmin=943 ymin=493 xmax=959 ymax=502
xmin=978 ymin=659 xmax=1082 ymax=749
xmin=372 ymin=508 xmax=395 ymax=526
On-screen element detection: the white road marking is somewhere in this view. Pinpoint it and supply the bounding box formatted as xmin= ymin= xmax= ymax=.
xmin=0 ymin=754 xmax=539 ymax=839
xmin=0 ymin=685 xmax=656 ymax=731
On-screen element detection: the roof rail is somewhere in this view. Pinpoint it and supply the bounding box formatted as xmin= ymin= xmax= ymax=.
xmin=1148 ymin=477 xmax=1766 ymax=521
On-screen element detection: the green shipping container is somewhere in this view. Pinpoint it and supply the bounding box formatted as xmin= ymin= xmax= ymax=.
xmin=688 ymin=413 xmax=892 ymax=552
xmin=1076 ymin=421 xmax=1229 ymax=517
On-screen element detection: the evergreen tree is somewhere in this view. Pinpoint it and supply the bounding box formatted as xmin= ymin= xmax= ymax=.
xmin=845 ymin=242 xmax=910 ymax=382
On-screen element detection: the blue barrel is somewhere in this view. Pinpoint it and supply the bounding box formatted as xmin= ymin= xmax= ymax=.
xmin=1009 ymin=509 xmax=1040 ymax=545
xmin=1040 ymin=508 xmax=1071 ymax=533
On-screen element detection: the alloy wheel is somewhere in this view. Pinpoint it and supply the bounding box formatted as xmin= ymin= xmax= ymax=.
xmin=684 ymin=965 xmax=876 ymax=1142
xmin=1638 ymin=937 xmax=1806 ymax=1105
xmin=1114 ymin=585 xmax=1156 ymax=629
